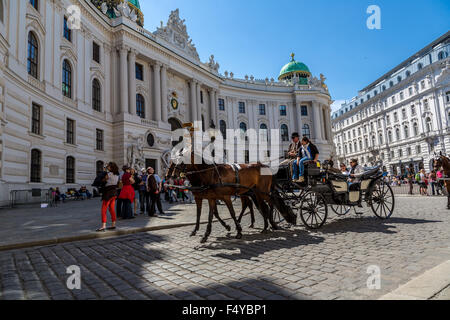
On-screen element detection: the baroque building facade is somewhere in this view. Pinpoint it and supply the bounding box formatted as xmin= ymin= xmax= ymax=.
xmin=0 ymin=0 xmax=333 ymax=206
xmin=331 ymin=31 xmax=450 ymax=176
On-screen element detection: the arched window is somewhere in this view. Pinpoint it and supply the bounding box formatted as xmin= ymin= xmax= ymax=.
xmin=389 ymin=81 xmax=394 ymax=87
xmin=404 ymin=126 xmax=409 ymax=139
xmin=354 ymin=142 xmax=358 ymax=152
xmin=413 ymin=122 xmax=419 ymax=136
xmin=426 ymin=117 xmax=432 ymax=132
xmin=239 ymin=122 xmax=247 ymax=133
xmin=219 ymin=120 xmax=227 ymax=140
xmin=397 ymin=76 xmax=402 ymax=83
xmin=418 ymin=63 xmax=423 ymax=70
xmin=344 ymin=145 xmax=348 ymax=154
xmin=260 ymin=123 xmax=268 ymax=141
xmin=136 ymin=94 xmax=145 ymax=118
xmin=395 ymin=128 xmax=400 ymax=141
xmin=66 ymin=156 xmax=75 ymax=184
xmin=96 ymin=161 xmax=104 ymax=177
xmin=280 ymin=124 xmax=289 ymax=142
xmin=388 ymin=130 xmax=393 ymax=143
xmin=62 ymin=60 xmax=72 ymax=98
xmin=372 ymin=135 xmax=376 ymax=146
xmin=30 ymin=0 xmax=38 ymax=11
xmin=379 ymin=133 xmax=383 ymax=145
xmin=302 ymin=124 xmax=310 ymax=139
xmin=27 ymin=32 xmax=38 ymax=79
xmin=438 ymin=51 xmax=447 ymax=60
xmin=30 ymin=149 xmax=41 ymax=183
xmin=406 ymin=71 xmax=411 ymax=77
xmin=446 ymin=91 xmax=450 ymax=103
xmin=359 ymin=140 xmax=363 ymax=150
xmin=92 ymin=79 xmax=101 ymax=112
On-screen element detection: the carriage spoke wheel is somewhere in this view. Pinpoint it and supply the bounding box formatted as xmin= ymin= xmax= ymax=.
xmin=369 ymin=180 xmax=395 ymax=219
xmin=330 ymin=205 xmax=351 ymax=216
xmin=299 ymin=191 xmax=328 ymax=229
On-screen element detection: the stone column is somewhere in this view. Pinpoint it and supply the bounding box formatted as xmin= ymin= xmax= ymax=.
xmin=118 ymin=46 xmax=129 ymax=114
xmin=153 ymin=63 xmax=162 ymax=122
xmin=128 ymin=49 xmax=137 ymax=115
xmin=312 ymin=101 xmax=323 ymax=141
xmin=196 ymin=82 xmax=202 ymax=123
xmin=296 ymin=102 xmax=303 ymax=134
xmin=211 ymin=90 xmax=218 ymax=127
xmin=161 ymin=64 xmax=168 ymax=122
xmin=189 ymin=79 xmax=197 ymax=122
xmin=147 ymin=63 xmax=153 ymax=120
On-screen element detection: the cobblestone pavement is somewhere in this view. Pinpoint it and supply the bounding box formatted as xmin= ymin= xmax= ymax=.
xmin=0 ymin=197 xmax=449 ymax=300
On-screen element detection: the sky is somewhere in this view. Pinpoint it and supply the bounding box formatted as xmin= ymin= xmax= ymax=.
xmin=139 ymin=0 xmax=450 ymax=111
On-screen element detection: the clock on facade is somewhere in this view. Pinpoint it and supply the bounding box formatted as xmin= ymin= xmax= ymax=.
xmin=171 ymin=98 xmax=179 ymax=110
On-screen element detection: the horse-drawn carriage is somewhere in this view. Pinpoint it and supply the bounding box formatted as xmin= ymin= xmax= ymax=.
xmin=271 ymin=161 xmax=395 ymax=229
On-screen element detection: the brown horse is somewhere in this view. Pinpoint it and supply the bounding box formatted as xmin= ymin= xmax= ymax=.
xmin=434 ymin=154 xmax=450 ymax=209
xmin=167 ymin=164 xmax=257 ymax=235
xmin=169 ymin=161 xmax=296 ymax=243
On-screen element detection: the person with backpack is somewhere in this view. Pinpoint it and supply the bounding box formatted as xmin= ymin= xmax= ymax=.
xmin=96 ymin=162 xmax=120 ymax=232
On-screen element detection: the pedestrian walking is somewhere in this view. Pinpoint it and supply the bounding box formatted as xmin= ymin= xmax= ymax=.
xmin=139 ymin=168 xmax=147 ymax=214
xmin=146 ymin=167 xmax=164 ymax=216
xmin=419 ymin=169 xmax=428 ymax=196
xmin=96 ymin=162 xmax=119 ymax=232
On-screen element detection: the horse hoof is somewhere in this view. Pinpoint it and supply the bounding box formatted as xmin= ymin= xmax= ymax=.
xmin=235 ymin=233 xmax=242 ymax=240
xmin=260 ymin=229 xmax=269 ymax=234
xmin=225 ymin=225 xmax=231 ymax=232
xmin=200 ymin=237 xmax=208 ymax=243
xmin=190 ymin=232 xmax=197 ymax=237
xmin=249 ymin=224 xmax=254 ymax=229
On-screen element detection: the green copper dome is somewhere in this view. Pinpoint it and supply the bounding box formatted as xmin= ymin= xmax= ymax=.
xmin=278 ymin=53 xmax=311 ymax=81
xmin=128 ymin=0 xmax=140 ymax=10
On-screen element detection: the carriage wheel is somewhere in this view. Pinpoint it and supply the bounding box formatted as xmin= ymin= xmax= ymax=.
xmin=330 ymin=205 xmax=351 ymax=216
xmin=299 ymin=191 xmax=328 ymax=229
xmin=369 ymin=180 xmax=395 ymax=219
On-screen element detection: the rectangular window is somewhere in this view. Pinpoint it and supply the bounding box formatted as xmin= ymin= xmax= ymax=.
xmin=400 ymin=91 xmax=404 ymax=100
xmin=392 ymin=96 xmax=396 ymax=104
xmin=301 ymin=105 xmax=308 ymax=116
xmin=259 ymin=104 xmax=266 ymax=115
xmin=411 ymin=105 xmax=416 ymax=116
xmin=96 ymin=129 xmax=104 ymax=151
xmin=409 ymin=87 xmax=413 ymax=96
xmin=135 ymin=63 xmax=143 ymax=81
xmin=66 ymin=118 xmax=75 ymax=145
xmin=238 ymin=102 xmax=245 ymax=114
xmin=279 ymin=105 xmax=287 ymax=116
xmin=63 ymin=16 xmax=71 ymax=42
xmin=218 ymin=98 xmax=225 ymax=111
xmin=200 ymin=91 xmax=204 ymax=104
xmin=31 ymin=103 xmax=41 ymax=135
xmin=421 ymin=80 xmax=425 ymax=89
xmin=93 ymin=42 xmax=100 ymax=63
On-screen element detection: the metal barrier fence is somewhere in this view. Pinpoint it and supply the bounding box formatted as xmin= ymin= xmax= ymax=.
xmin=390 ymin=182 xmax=448 ymax=196
xmin=9 ymin=189 xmax=56 ymax=208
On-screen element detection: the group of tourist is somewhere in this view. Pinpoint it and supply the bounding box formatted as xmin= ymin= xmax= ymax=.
xmin=94 ymin=162 xmax=193 ymax=232
xmin=50 ymin=186 xmax=92 ymax=203
xmin=384 ymin=168 xmax=444 ymax=196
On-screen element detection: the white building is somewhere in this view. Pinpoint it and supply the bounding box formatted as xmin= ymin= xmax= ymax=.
xmin=0 ymin=0 xmax=333 ymax=206
xmin=331 ymin=31 xmax=450 ymax=176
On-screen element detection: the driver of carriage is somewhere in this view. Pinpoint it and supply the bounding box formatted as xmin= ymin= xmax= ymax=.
xmin=293 ymin=137 xmax=320 ymax=183
xmin=348 ymin=158 xmax=364 ymax=183
xmin=280 ymin=132 xmax=301 ymax=165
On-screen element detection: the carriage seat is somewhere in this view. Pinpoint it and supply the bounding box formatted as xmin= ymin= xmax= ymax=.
xmin=360 ymin=166 xmax=381 ymax=180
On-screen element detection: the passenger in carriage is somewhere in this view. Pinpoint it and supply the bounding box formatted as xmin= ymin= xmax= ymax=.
xmin=348 ymin=158 xmax=364 ymax=183
xmin=293 ymin=137 xmax=319 ymax=183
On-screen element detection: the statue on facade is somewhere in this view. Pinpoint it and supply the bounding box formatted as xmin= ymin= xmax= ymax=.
xmin=127 ymin=135 xmax=145 ymax=170
xmin=207 ymin=55 xmax=220 ymax=73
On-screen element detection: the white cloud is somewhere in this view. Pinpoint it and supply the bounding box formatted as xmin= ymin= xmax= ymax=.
xmin=331 ymin=100 xmax=346 ymax=112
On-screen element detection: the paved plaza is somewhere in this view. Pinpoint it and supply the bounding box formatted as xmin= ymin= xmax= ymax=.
xmin=0 ymin=196 xmax=449 ymax=300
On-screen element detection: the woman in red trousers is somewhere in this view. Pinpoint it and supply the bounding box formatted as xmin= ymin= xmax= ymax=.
xmin=97 ymin=162 xmax=120 ymax=232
